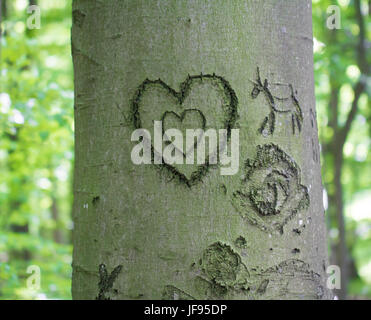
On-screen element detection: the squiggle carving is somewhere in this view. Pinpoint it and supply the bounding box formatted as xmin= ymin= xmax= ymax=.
xmin=163 ymin=242 xmax=323 ymax=300
xmin=232 ymin=144 xmax=310 ymax=234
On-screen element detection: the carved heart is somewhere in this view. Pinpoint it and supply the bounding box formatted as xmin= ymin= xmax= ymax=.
xmin=132 ymin=74 xmax=238 ymax=186
xmin=162 ymin=109 xmax=206 ymax=156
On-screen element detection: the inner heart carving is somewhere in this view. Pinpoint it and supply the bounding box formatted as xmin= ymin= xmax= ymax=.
xmin=162 ymin=109 xmax=206 ymax=156
xmin=131 ymin=74 xmax=238 ymax=186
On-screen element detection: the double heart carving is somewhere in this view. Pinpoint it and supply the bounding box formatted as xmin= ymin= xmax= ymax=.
xmin=131 ymin=74 xmax=238 ymax=186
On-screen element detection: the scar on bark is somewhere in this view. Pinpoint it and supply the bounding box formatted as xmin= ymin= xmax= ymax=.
xmin=234 ymin=236 xmax=247 ymax=249
xmin=92 ymin=196 xmax=100 ymax=207
xmin=72 ymin=10 xmax=86 ymax=28
xmin=257 ymin=279 xmax=269 ymax=294
xmin=162 ymin=285 xmax=195 ymax=300
xmin=260 ymin=259 xmax=324 ymax=299
xmin=190 ymin=242 xmax=252 ymax=299
xmin=184 ymin=242 xmax=323 ymax=299
xmin=96 ymin=264 xmax=122 ymax=300
xmin=232 ymin=143 xmax=310 ymax=234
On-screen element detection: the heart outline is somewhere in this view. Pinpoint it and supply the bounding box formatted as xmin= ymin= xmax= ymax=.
xmin=131 ymin=74 xmax=238 ymax=187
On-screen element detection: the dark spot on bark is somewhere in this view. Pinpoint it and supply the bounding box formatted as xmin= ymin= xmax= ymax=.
xmin=220 ymin=183 xmax=227 ymax=195
xmin=72 ymin=10 xmax=86 ymax=28
xmin=292 ymin=248 xmax=300 ymax=254
xmin=234 ymin=236 xmax=247 ymax=249
xmin=201 ymin=242 xmax=245 ymax=288
xmin=92 ymin=196 xmax=100 ymax=206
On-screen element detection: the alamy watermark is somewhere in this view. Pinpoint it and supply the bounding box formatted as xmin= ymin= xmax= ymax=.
xmin=26 ymin=265 xmax=41 ymax=291
xmin=326 ymin=5 xmax=341 ymax=30
xmin=131 ymin=121 xmax=240 ymax=176
xmin=26 ymin=5 xmax=41 ymax=30
xmin=326 ymin=265 xmax=341 ymax=290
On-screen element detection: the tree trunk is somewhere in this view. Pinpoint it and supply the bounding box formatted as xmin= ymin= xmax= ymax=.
xmin=0 ymin=0 xmax=6 ymax=18
xmin=0 ymin=0 xmax=6 ymax=37
xmin=333 ymin=148 xmax=348 ymax=300
xmin=324 ymin=0 xmax=368 ymax=299
xmin=71 ymin=0 xmax=332 ymax=300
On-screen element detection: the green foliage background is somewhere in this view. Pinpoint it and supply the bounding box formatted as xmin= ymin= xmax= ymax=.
xmin=313 ymin=0 xmax=370 ymax=298
xmin=0 ymin=0 xmax=369 ymax=299
xmin=1 ymin=0 xmax=73 ymax=299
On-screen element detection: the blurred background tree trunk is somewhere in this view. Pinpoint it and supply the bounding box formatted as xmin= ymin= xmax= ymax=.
xmin=1 ymin=0 xmax=6 ymax=19
xmin=0 ymin=0 xmax=7 ymax=37
xmin=323 ymin=0 xmax=368 ymax=300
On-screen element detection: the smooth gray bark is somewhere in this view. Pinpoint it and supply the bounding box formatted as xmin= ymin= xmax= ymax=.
xmin=71 ymin=0 xmax=332 ymax=300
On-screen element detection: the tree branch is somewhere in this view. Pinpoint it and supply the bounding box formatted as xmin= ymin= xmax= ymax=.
xmin=338 ymin=0 xmax=369 ymax=147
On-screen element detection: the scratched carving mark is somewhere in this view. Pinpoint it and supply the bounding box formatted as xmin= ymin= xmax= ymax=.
xmin=164 ymin=241 xmax=323 ymax=299
xmin=187 ymin=242 xmax=323 ymax=299
xmin=131 ymin=74 xmax=238 ymax=187
xmin=232 ymin=144 xmax=310 ymax=234
xmin=251 ymin=67 xmax=303 ymax=136
xmin=309 ymin=108 xmax=316 ymax=129
xmin=311 ymin=138 xmax=320 ymax=163
xmin=162 ymin=285 xmax=195 ymax=300
xmin=253 ymin=259 xmax=324 ymax=299
xmin=96 ymin=264 xmax=122 ymax=300
xmin=310 ymin=108 xmax=320 ymax=163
